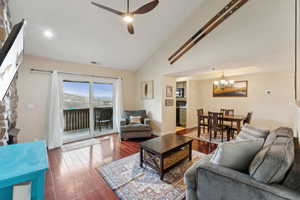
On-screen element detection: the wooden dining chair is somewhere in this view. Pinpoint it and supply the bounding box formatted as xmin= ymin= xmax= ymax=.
xmin=220 ymin=109 xmax=235 ymax=138
xmin=208 ymin=112 xmax=229 ymax=142
xmin=197 ymin=109 xmax=207 ymax=137
xmin=220 ymin=109 xmax=234 ymax=116
xmin=230 ymin=112 xmax=253 ymax=138
xmin=243 ymin=112 xmax=253 ymax=125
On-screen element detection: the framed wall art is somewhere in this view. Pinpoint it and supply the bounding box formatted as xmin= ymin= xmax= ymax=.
xmin=166 ymin=85 xmax=173 ymax=98
xmin=165 ymin=99 xmax=174 ymax=107
xmin=213 ymin=80 xmax=248 ymax=97
xmin=141 ymin=80 xmax=154 ymax=99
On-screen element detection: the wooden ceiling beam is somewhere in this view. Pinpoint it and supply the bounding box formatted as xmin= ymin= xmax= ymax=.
xmin=168 ymin=0 xmax=240 ymax=62
xmin=169 ymin=0 xmax=249 ymax=65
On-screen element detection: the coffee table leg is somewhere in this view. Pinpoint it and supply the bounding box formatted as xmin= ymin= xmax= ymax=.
xmin=140 ymin=147 xmax=143 ymax=168
xmin=160 ymin=155 xmax=164 ymax=180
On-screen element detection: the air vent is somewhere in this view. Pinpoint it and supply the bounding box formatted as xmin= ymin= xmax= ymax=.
xmin=90 ymin=61 xmax=98 ymax=65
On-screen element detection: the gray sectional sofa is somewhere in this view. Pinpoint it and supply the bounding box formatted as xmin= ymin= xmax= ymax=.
xmin=184 ymin=126 xmax=300 ymax=200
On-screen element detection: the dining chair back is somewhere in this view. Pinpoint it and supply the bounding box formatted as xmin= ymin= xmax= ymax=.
xmin=244 ymin=112 xmax=253 ymax=125
xmin=197 ymin=109 xmax=204 ymax=121
xmin=220 ymin=109 xmax=234 ymax=135
xmin=208 ymin=112 xmax=226 ymax=142
xmin=220 ymin=109 xmax=234 ymax=116
xmin=197 ymin=108 xmax=206 ymax=137
xmin=208 ymin=112 xmax=223 ymax=131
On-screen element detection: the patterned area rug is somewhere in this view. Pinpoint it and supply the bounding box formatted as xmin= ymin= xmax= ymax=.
xmin=97 ymin=151 xmax=206 ymax=200
xmin=61 ymin=138 xmax=100 ymax=152
xmin=185 ymin=130 xmax=231 ymax=144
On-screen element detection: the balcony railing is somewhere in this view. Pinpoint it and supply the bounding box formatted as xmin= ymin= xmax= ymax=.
xmin=63 ymin=107 xmax=113 ymax=132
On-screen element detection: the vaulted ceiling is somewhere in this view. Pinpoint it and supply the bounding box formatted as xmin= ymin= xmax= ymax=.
xmin=9 ymin=0 xmax=205 ymax=71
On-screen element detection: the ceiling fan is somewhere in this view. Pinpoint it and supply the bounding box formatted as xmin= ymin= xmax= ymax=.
xmin=91 ymin=0 xmax=159 ymax=35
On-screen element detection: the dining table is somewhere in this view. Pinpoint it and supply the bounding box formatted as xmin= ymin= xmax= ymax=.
xmin=198 ymin=113 xmax=246 ymax=138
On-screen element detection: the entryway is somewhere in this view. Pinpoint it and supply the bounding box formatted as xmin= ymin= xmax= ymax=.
xmin=176 ymin=81 xmax=187 ymax=131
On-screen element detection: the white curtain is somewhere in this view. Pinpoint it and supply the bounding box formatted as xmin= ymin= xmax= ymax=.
xmin=115 ymin=78 xmax=124 ymax=133
xmin=48 ymin=71 xmax=64 ymax=149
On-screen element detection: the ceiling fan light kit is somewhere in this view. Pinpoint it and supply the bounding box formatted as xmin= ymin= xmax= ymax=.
xmin=91 ymin=0 xmax=159 ymax=35
xmin=123 ymin=15 xmax=134 ymax=23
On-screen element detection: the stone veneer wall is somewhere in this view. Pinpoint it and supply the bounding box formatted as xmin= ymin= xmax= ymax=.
xmin=0 ymin=0 xmax=18 ymax=146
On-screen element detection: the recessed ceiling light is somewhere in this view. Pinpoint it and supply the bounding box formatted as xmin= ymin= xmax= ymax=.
xmin=43 ymin=29 xmax=54 ymax=39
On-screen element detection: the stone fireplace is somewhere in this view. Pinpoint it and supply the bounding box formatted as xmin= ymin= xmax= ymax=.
xmin=0 ymin=0 xmax=18 ymax=146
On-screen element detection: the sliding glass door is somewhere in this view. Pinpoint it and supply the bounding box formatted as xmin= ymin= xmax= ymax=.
xmin=63 ymin=81 xmax=91 ymax=141
xmin=92 ymin=82 xmax=114 ymax=136
xmin=62 ymin=77 xmax=115 ymax=143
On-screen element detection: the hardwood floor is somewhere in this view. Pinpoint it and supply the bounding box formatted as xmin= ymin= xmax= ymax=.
xmin=46 ymin=133 xmax=217 ymax=200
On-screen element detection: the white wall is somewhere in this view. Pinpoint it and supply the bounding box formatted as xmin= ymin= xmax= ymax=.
xmin=136 ymin=0 xmax=294 ymax=135
xmin=161 ymin=76 xmax=176 ymax=134
xmin=136 ymin=75 xmax=176 ymax=135
xmin=186 ymin=80 xmax=202 ymax=128
xmin=17 ymin=55 xmax=138 ymax=143
xmin=185 ymin=71 xmax=295 ymax=130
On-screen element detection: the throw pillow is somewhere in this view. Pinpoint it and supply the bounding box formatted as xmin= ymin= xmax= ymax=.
xmin=129 ymin=116 xmax=142 ymax=124
xmin=236 ymin=124 xmax=269 ymax=141
xmin=210 ymin=139 xmax=264 ymax=172
xmin=249 ymin=135 xmax=294 ymax=184
xmin=264 ymin=127 xmax=294 ymax=148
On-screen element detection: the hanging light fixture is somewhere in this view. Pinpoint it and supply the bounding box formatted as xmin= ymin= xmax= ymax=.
xmin=213 ymin=72 xmax=235 ymax=89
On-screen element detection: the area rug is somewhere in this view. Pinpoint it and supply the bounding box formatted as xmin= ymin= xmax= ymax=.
xmin=185 ymin=130 xmax=233 ymax=144
xmin=97 ymin=151 xmax=207 ymax=200
xmin=61 ymin=138 xmax=100 ymax=152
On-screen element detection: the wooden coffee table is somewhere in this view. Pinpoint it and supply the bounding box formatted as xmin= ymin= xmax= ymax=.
xmin=140 ymin=134 xmax=193 ymax=180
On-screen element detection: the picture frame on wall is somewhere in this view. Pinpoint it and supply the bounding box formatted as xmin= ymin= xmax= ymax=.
xmin=213 ymin=80 xmax=248 ymax=97
xmin=166 ymin=85 xmax=173 ymax=97
xmin=141 ymin=80 xmax=154 ymax=99
xmin=165 ymin=99 xmax=174 ymax=107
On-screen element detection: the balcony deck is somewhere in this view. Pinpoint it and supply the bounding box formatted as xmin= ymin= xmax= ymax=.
xmin=63 ymin=107 xmax=114 ymax=142
xmin=64 ymin=128 xmax=114 ymax=141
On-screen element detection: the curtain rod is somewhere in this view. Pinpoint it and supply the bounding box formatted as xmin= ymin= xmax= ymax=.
xmin=30 ymin=68 xmax=122 ymax=80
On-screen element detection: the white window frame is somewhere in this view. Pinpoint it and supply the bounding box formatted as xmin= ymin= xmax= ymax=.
xmin=61 ymin=73 xmax=117 ymax=143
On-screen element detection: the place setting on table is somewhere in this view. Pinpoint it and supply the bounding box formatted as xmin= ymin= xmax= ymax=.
xmin=186 ymin=108 xmax=253 ymax=144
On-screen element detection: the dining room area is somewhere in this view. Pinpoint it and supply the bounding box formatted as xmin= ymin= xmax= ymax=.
xmin=175 ymin=68 xmax=295 ymax=144
xmin=189 ymin=108 xmax=252 ymax=144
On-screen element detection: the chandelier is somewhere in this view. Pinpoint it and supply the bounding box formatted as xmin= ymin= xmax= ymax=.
xmin=213 ymin=72 xmax=234 ymax=89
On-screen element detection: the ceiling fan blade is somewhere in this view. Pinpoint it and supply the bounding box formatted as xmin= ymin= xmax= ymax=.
xmin=127 ymin=23 xmax=134 ymax=34
xmin=91 ymin=1 xmax=124 ymax=16
xmin=133 ymin=0 xmax=159 ymax=14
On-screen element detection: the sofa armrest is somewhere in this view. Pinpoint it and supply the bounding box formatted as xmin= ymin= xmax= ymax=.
xmin=185 ymin=160 xmax=300 ymax=200
xmin=120 ymin=119 xmax=127 ymax=126
xmin=144 ymin=118 xmax=151 ymax=126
